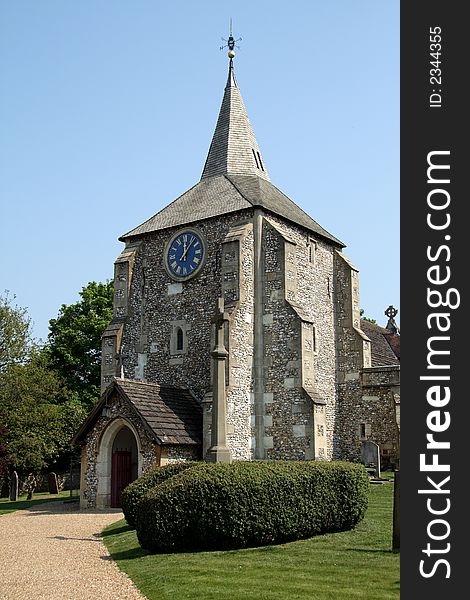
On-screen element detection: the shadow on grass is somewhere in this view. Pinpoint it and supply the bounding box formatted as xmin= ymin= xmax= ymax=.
xmin=102 ymin=523 xmax=134 ymax=537
xmin=104 ymin=547 xmax=149 ymax=561
xmin=102 ymin=523 xmax=150 ymax=560
xmin=0 ymin=496 xmax=66 ymax=514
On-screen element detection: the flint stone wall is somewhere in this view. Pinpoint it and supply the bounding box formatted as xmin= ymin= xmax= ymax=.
xmin=260 ymin=215 xmax=337 ymax=460
xmin=337 ymin=364 xmax=400 ymax=464
xmin=118 ymin=210 xmax=254 ymax=460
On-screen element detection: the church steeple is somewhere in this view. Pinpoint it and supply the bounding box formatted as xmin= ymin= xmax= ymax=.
xmin=201 ymin=55 xmax=270 ymax=181
xmin=121 ymin=37 xmax=344 ymax=247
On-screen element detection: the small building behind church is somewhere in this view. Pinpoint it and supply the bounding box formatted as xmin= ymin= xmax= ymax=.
xmin=74 ymin=49 xmax=400 ymax=509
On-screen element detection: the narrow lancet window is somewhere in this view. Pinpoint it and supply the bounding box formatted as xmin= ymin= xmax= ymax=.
xmin=176 ymin=327 xmax=184 ymax=352
xmin=308 ymin=239 xmax=317 ymax=265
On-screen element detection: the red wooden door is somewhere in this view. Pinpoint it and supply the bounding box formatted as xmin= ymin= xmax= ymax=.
xmin=111 ymin=450 xmax=132 ymax=508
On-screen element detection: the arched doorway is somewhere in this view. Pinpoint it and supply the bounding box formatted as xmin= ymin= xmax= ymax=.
xmin=95 ymin=418 xmax=142 ymax=509
xmin=111 ymin=426 xmax=138 ymax=508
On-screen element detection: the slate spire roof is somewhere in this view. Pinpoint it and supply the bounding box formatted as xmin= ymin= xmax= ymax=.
xmin=120 ymin=57 xmax=344 ymax=247
xmin=201 ymin=58 xmax=270 ymax=181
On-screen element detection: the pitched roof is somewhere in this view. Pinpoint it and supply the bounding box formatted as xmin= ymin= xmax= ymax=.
xmin=120 ymin=174 xmax=344 ymax=246
xmin=73 ymin=379 xmax=202 ymax=446
xmin=360 ymin=320 xmax=400 ymax=367
xmin=119 ymin=59 xmax=344 ymax=247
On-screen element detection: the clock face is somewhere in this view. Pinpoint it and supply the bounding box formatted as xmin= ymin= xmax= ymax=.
xmin=165 ymin=229 xmax=206 ymax=280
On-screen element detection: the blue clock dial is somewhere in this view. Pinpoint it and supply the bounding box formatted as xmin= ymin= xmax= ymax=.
xmin=165 ymin=230 xmax=205 ymax=280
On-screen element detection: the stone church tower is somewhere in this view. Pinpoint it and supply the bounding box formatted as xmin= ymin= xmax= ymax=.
xmin=100 ymin=53 xmax=365 ymax=464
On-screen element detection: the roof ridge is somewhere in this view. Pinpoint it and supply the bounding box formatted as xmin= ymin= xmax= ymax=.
xmin=116 ymin=377 xmax=160 ymax=387
xmin=223 ymin=173 xmax=256 ymax=205
xmin=360 ymin=320 xmax=396 ymax=335
xmin=119 ymin=378 xmax=199 ymax=393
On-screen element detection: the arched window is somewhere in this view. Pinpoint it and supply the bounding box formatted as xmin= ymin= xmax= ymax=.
xmin=176 ymin=327 xmax=184 ymax=352
xmin=170 ymin=321 xmax=188 ymax=356
xmin=308 ymin=238 xmax=317 ymax=265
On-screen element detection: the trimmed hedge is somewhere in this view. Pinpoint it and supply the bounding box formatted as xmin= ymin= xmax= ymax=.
xmin=135 ymin=460 xmax=369 ymax=552
xmin=121 ymin=461 xmax=199 ymax=527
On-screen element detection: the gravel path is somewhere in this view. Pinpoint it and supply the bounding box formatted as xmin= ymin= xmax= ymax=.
xmin=0 ymin=500 xmax=147 ymax=600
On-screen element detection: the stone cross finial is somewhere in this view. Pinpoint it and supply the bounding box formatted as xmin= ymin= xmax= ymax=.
xmin=385 ymin=305 xmax=400 ymax=334
xmin=212 ymin=296 xmax=229 ymax=323
xmin=211 ymin=298 xmax=230 ymax=350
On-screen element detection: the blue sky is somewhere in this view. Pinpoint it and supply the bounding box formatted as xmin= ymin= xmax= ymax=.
xmin=0 ymin=1 xmax=399 ymax=342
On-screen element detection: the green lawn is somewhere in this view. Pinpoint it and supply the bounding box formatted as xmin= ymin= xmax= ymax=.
xmin=103 ymin=479 xmax=399 ymax=600
xmin=0 ymin=491 xmax=74 ymax=515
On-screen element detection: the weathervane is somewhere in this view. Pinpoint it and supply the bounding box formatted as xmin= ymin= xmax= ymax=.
xmin=220 ymin=18 xmax=241 ymax=58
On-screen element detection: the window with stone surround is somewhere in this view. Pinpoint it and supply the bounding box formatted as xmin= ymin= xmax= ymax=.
xmin=308 ymin=238 xmax=317 ymax=265
xmin=359 ymin=422 xmax=371 ymax=440
xmin=170 ymin=320 xmax=190 ymax=355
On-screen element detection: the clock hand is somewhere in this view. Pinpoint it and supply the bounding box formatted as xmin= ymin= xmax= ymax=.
xmin=181 ymin=239 xmax=194 ymax=261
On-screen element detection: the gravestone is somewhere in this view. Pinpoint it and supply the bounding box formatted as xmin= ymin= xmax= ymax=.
xmin=48 ymin=472 xmax=59 ymax=495
xmin=9 ymin=471 xmax=18 ymax=501
xmin=361 ymin=440 xmax=381 ymax=478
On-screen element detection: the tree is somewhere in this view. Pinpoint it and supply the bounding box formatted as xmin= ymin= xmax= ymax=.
xmin=46 ymin=281 xmax=113 ymax=410
xmin=360 ymin=309 xmax=377 ymax=325
xmin=0 ymin=426 xmax=11 ymax=479
xmin=0 ymin=291 xmax=32 ymax=371
xmin=0 ymin=290 xmax=90 ymax=495
xmin=0 ymin=281 xmax=113 ymax=492
xmin=0 ymin=352 xmax=86 ymax=480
